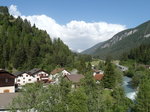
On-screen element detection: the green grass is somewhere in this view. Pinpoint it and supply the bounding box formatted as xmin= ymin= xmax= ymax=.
xmin=102 ymin=89 xmax=114 ymax=102
xmin=91 ymin=60 xmax=100 ymax=66
xmin=120 ymin=59 xmax=136 ymax=68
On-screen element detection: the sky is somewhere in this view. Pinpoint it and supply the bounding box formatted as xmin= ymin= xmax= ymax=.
xmin=0 ymin=0 xmax=150 ymax=52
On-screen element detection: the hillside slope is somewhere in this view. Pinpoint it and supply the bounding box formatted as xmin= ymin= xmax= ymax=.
xmin=81 ymin=42 xmax=104 ymax=55
xmin=82 ymin=20 xmax=150 ymax=59
xmin=0 ymin=6 xmax=74 ymax=71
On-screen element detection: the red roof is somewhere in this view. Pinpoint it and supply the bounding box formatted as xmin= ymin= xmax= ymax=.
xmin=94 ymin=74 xmax=104 ymax=80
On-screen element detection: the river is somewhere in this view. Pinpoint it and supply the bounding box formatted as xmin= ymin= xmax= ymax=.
xmin=123 ymin=76 xmax=137 ymax=101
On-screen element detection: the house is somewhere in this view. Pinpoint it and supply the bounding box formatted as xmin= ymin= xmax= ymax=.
xmin=92 ymin=69 xmax=104 ymax=83
xmin=94 ymin=74 xmax=104 ymax=80
xmin=15 ymin=68 xmax=49 ymax=86
xmin=93 ymin=69 xmax=104 ymax=76
xmin=0 ymin=69 xmax=15 ymax=93
xmin=64 ymin=74 xmax=84 ymax=88
xmin=14 ymin=71 xmax=35 ymax=86
xmin=94 ymin=74 xmax=104 ymax=83
xmin=145 ymin=65 xmax=150 ymax=69
xmin=116 ymin=64 xmax=128 ymax=71
xmin=27 ymin=68 xmax=49 ymax=82
xmin=50 ymin=68 xmax=70 ymax=84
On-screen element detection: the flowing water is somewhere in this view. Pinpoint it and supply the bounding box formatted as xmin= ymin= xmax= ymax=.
xmin=123 ymin=76 xmax=137 ymax=101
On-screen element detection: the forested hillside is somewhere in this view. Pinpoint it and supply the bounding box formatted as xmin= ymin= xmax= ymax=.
xmin=82 ymin=20 xmax=150 ymax=59
xmin=0 ymin=6 xmax=74 ymax=71
xmin=121 ymin=44 xmax=150 ymax=65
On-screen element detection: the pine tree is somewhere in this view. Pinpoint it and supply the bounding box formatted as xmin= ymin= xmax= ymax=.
xmin=103 ymin=59 xmax=116 ymax=89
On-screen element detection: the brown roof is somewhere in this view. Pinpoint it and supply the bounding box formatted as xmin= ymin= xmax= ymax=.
xmin=94 ymin=74 xmax=104 ymax=80
xmin=65 ymin=74 xmax=84 ymax=83
xmin=51 ymin=68 xmax=64 ymax=75
xmin=0 ymin=69 xmax=16 ymax=78
xmin=0 ymin=93 xmax=18 ymax=109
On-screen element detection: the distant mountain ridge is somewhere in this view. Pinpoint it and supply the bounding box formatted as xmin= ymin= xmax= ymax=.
xmin=81 ymin=42 xmax=104 ymax=54
xmin=82 ymin=20 xmax=150 ymax=59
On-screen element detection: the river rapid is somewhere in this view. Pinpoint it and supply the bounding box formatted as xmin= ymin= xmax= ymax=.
xmin=123 ymin=76 xmax=137 ymax=101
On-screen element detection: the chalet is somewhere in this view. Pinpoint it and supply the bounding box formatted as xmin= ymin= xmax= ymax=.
xmin=0 ymin=70 xmax=15 ymax=93
xmin=64 ymin=74 xmax=84 ymax=88
xmin=14 ymin=71 xmax=35 ymax=86
xmin=15 ymin=68 xmax=49 ymax=86
xmin=50 ymin=68 xmax=70 ymax=84
xmin=27 ymin=68 xmax=49 ymax=81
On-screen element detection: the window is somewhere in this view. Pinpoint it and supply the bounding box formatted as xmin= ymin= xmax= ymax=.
xmin=23 ymin=77 xmax=25 ymax=80
xmin=5 ymin=78 xmax=8 ymax=83
xmin=17 ymin=79 xmax=20 ymax=82
xmin=23 ymin=81 xmax=25 ymax=83
xmin=28 ymin=79 xmax=31 ymax=81
xmin=26 ymin=75 xmax=28 ymax=77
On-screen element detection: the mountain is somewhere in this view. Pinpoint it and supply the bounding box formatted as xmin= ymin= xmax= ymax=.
xmin=0 ymin=6 xmax=74 ymax=71
xmin=81 ymin=41 xmax=104 ymax=55
xmin=82 ymin=20 xmax=150 ymax=59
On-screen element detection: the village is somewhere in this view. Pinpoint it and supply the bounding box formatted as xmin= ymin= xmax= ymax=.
xmin=0 ymin=67 xmax=104 ymax=110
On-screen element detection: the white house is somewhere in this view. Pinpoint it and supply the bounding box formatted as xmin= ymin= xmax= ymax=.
xmin=50 ymin=68 xmax=70 ymax=84
xmin=14 ymin=68 xmax=49 ymax=86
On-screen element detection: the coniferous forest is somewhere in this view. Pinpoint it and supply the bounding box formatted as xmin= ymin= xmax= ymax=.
xmin=0 ymin=6 xmax=75 ymax=72
xmin=127 ymin=44 xmax=150 ymax=64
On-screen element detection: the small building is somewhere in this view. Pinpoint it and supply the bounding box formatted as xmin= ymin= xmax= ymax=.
xmin=15 ymin=68 xmax=49 ymax=86
xmin=50 ymin=68 xmax=70 ymax=84
xmin=0 ymin=70 xmax=15 ymax=93
xmin=94 ymin=74 xmax=104 ymax=83
xmin=94 ymin=74 xmax=104 ymax=80
xmin=116 ymin=64 xmax=128 ymax=72
xmin=93 ymin=69 xmax=104 ymax=76
xmin=64 ymin=74 xmax=84 ymax=88
xmin=145 ymin=65 xmax=150 ymax=69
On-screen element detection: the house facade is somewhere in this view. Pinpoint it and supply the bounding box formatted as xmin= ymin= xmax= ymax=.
xmin=15 ymin=72 xmax=37 ymax=86
xmin=15 ymin=68 xmax=49 ymax=86
xmin=0 ymin=70 xmax=15 ymax=93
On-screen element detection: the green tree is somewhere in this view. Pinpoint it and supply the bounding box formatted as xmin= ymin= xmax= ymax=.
xmin=10 ymin=83 xmax=44 ymax=112
xmin=103 ymin=60 xmax=116 ymax=89
xmin=112 ymin=87 xmax=130 ymax=112
xmin=81 ymin=71 xmax=104 ymax=112
xmin=133 ymin=72 xmax=150 ymax=112
xmin=68 ymin=88 xmax=88 ymax=112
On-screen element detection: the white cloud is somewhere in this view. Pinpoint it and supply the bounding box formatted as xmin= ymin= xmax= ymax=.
xmin=9 ymin=5 xmax=21 ymax=17
xmin=9 ymin=5 xmax=126 ymax=52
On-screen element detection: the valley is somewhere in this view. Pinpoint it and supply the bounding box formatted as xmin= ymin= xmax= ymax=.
xmin=0 ymin=4 xmax=150 ymax=112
